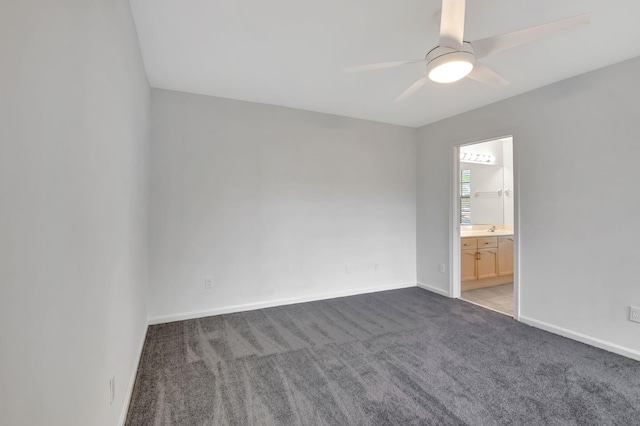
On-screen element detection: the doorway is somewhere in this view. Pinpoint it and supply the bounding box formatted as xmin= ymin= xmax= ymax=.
xmin=454 ymin=136 xmax=516 ymax=317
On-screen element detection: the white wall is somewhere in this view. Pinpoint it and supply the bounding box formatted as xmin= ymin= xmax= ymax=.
xmin=149 ymin=89 xmax=417 ymax=322
xmin=0 ymin=1 xmax=149 ymax=425
xmin=417 ymin=56 xmax=640 ymax=357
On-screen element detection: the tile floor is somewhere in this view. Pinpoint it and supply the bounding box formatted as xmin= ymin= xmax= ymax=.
xmin=461 ymin=283 xmax=514 ymax=316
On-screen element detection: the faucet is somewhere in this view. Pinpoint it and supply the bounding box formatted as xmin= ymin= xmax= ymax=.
xmin=488 ymin=226 xmax=497 ymax=232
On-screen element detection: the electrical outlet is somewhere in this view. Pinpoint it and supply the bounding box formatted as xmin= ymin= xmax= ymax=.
xmin=109 ymin=375 xmax=115 ymax=405
xmin=345 ymin=263 xmax=352 ymax=274
xmin=439 ymin=263 xmax=446 ymax=273
xmin=630 ymin=306 xmax=640 ymax=323
xmin=204 ymin=277 xmax=214 ymax=289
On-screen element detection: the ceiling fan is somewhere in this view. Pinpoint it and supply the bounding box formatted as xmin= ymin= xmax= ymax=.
xmin=345 ymin=0 xmax=591 ymax=102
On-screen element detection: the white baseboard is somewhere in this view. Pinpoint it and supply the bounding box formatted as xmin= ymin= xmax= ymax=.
xmin=520 ymin=315 xmax=640 ymax=362
xmin=119 ymin=323 xmax=148 ymax=426
xmin=416 ymin=282 xmax=451 ymax=298
xmin=148 ymin=282 xmax=417 ymax=325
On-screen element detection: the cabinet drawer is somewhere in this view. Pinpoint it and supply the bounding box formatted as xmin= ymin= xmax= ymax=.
xmin=461 ymin=238 xmax=477 ymax=249
xmin=477 ymin=237 xmax=497 ymax=248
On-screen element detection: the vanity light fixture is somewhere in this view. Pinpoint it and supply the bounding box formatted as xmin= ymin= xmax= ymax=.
xmin=460 ymin=152 xmax=495 ymax=164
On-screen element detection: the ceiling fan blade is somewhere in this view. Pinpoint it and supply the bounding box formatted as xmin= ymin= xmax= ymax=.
xmin=394 ymin=75 xmax=430 ymax=103
xmin=439 ymin=0 xmax=466 ymax=49
xmin=344 ymin=60 xmax=425 ymax=73
xmin=471 ymin=13 xmax=591 ymax=59
xmin=466 ymin=62 xmax=509 ymax=88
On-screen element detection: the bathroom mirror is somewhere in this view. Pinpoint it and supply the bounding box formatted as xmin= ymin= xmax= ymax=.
xmin=459 ymin=137 xmax=514 ymax=225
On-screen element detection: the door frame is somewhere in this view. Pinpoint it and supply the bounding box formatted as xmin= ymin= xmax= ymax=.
xmin=450 ymin=133 xmax=521 ymax=320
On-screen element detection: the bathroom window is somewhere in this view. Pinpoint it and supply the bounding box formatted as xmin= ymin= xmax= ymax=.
xmin=460 ymin=169 xmax=471 ymax=224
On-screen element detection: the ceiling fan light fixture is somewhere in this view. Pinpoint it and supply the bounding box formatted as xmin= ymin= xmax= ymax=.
xmin=427 ymin=46 xmax=474 ymax=83
xmin=429 ymin=59 xmax=473 ymax=83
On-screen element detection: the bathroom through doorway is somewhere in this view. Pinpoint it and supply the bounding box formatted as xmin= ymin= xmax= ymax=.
xmin=455 ymin=136 xmax=516 ymax=317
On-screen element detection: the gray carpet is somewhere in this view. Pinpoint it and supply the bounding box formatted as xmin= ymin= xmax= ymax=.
xmin=126 ymin=288 xmax=640 ymax=425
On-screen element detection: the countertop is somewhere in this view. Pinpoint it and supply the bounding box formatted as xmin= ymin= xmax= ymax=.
xmin=460 ymin=230 xmax=514 ymax=238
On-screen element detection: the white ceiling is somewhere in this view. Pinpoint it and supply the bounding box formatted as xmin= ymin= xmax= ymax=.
xmin=130 ymin=0 xmax=640 ymax=128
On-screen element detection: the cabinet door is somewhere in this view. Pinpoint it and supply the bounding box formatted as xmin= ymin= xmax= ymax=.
xmin=498 ymin=236 xmax=514 ymax=276
xmin=477 ymin=248 xmax=498 ymax=280
xmin=461 ymin=249 xmax=477 ymax=281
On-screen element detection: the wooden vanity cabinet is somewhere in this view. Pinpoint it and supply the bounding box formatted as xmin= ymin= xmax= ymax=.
xmin=461 ymin=235 xmax=513 ymax=290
